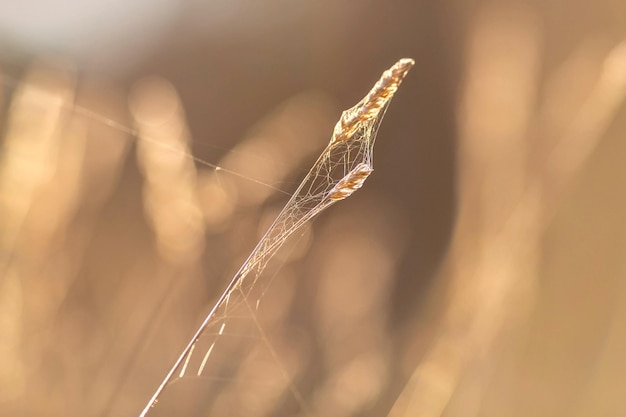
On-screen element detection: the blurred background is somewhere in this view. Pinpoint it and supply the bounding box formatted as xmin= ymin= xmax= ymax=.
xmin=1 ymin=0 xmax=626 ymax=416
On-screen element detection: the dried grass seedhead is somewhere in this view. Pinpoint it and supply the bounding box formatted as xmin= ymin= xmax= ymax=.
xmin=137 ymin=58 xmax=414 ymax=417
xmin=332 ymin=58 xmax=415 ymax=144
xmin=329 ymin=163 xmax=374 ymax=201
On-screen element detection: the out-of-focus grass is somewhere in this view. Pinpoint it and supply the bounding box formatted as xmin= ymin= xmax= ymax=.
xmin=390 ymin=5 xmax=626 ymax=417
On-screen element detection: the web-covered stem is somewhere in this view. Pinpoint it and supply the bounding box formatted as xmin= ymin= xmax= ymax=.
xmin=138 ymin=58 xmax=414 ymax=417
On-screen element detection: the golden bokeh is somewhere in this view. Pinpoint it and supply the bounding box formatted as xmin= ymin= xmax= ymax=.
xmin=1 ymin=1 xmax=626 ymax=416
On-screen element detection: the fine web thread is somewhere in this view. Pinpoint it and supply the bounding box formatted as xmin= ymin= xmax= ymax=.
xmin=137 ymin=58 xmax=414 ymax=416
xmin=0 ymin=73 xmax=291 ymax=197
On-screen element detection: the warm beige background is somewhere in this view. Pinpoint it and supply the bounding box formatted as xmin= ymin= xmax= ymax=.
xmin=1 ymin=0 xmax=626 ymax=416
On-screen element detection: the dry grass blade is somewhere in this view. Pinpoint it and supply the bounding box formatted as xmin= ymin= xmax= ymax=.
xmin=138 ymin=58 xmax=414 ymax=417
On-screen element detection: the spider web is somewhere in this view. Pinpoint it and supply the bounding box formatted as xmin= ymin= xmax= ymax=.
xmin=138 ymin=58 xmax=414 ymax=417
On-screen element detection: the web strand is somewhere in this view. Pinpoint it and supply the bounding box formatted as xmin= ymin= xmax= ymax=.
xmin=138 ymin=58 xmax=414 ymax=417
xmin=0 ymin=73 xmax=292 ymax=197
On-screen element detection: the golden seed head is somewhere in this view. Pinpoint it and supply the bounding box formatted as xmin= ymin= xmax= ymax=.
xmin=328 ymin=163 xmax=374 ymax=201
xmin=332 ymin=58 xmax=415 ymax=144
